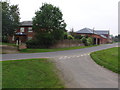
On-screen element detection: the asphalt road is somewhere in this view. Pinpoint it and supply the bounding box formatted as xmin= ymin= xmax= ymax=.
xmin=1 ymin=43 xmax=119 ymax=88
xmin=2 ymin=43 xmax=118 ymax=61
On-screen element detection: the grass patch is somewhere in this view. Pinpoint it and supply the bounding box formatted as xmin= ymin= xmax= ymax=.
xmin=90 ymin=47 xmax=119 ymax=74
xmin=20 ymin=45 xmax=98 ymax=53
xmin=0 ymin=42 xmax=16 ymax=47
xmin=2 ymin=58 xmax=64 ymax=88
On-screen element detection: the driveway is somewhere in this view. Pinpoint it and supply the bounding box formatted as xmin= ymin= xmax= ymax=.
xmin=1 ymin=43 xmax=118 ymax=88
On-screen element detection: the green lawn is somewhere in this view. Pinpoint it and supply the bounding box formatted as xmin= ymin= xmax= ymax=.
xmin=2 ymin=58 xmax=64 ymax=88
xmin=90 ymin=47 xmax=119 ymax=73
xmin=20 ymin=45 xmax=98 ymax=53
xmin=0 ymin=42 xmax=16 ymax=47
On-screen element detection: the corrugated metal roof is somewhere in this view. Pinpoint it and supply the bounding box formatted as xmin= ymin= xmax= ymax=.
xmin=94 ymin=30 xmax=109 ymax=35
xmin=20 ymin=21 xmax=33 ymax=26
xmin=76 ymin=28 xmax=95 ymax=34
xmin=76 ymin=28 xmax=109 ymax=35
xmin=76 ymin=28 xmax=109 ymax=39
xmin=100 ymin=35 xmax=107 ymax=38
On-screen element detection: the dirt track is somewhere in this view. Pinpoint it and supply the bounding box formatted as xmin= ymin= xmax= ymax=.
xmin=1 ymin=45 xmax=19 ymax=54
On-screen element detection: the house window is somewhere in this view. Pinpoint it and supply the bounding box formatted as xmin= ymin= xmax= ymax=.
xmin=28 ymin=27 xmax=33 ymax=32
xmin=20 ymin=27 xmax=24 ymax=32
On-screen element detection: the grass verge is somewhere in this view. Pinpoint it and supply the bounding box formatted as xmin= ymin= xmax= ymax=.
xmin=90 ymin=47 xmax=119 ymax=74
xmin=2 ymin=58 xmax=64 ymax=88
xmin=0 ymin=42 xmax=16 ymax=47
xmin=20 ymin=45 xmax=98 ymax=53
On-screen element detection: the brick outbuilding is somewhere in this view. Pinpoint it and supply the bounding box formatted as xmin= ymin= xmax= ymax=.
xmin=75 ymin=28 xmax=110 ymax=45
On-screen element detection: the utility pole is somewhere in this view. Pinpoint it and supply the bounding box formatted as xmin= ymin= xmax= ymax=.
xmin=93 ymin=27 xmax=95 ymax=34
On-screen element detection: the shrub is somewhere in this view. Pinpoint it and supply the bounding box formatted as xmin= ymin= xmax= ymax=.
xmin=81 ymin=37 xmax=87 ymax=46
xmin=26 ymin=33 xmax=55 ymax=48
xmin=87 ymin=37 xmax=93 ymax=46
xmin=26 ymin=39 xmax=39 ymax=48
xmin=64 ymin=32 xmax=68 ymax=39
xmin=67 ymin=35 xmax=74 ymax=40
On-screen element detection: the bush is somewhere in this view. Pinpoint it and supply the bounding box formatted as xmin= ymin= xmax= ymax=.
xmin=81 ymin=37 xmax=93 ymax=46
xmin=64 ymin=32 xmax=68 ymax=39
xmin=87 ymin=37 xmax=93 ymax=46
xmin=26 ymin=33 xmax=55 ymax=48
xmin=26 ymin=39 xmax=39 ymax=48
xmin=81 ymin=37 xmax=87 ymax=46
xmin=67 ymin=35 xmax=74 ymax=40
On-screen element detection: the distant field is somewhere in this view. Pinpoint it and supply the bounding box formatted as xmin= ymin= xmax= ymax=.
xmin=90 ymin=47 xmax=119 ymax=73
xmin=2 ymin=58 xmax=64 ymax=88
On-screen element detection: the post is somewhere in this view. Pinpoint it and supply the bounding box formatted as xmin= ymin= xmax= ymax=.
xmin=17 ymin=37 xmax=20 ymax=51
xmin=96 ymin=38 xmax=98 ymax=45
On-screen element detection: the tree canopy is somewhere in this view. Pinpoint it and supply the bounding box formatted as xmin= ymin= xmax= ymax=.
xmin=28 ymin=3 xmax=67 ymax=48
xmin=1 ymin=1 xmax=20 ymax=42
xmin=33 ymin=3 xmax=66 ymax=39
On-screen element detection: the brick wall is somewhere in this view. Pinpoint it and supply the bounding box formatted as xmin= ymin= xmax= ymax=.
xmin=50 ymin=40 xmax=84 ymax=48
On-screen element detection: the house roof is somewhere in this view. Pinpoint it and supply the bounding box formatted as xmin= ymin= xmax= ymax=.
xmin=20 ymin=21 xmax=33 ymax=26
xmin=100 ymin=35 xmax=107 ymax=38
xmin=76 ymin=28 xmax=95 ymax=34
xmin=76 ymin=28 xmax=109 ymax=38
xmin=94 ymin=30 xmax=109 ymax=35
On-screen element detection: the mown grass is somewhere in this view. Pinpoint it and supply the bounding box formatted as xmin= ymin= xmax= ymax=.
xmin=90 ymin=47 xmax=119 ymax=74
xmin=2 ymin=58 xmax=64 ymax=88
xmin=20 ymin=45 xmax=98 ymax=53
xmin=0 ymin=42 xmax=16 ymax=47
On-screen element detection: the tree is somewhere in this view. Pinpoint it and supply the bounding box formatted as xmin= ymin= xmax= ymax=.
xmin=31 ymin=3 xmax=66 ymax=48
xmin=1 ymin=1 xmax=20 ymax=42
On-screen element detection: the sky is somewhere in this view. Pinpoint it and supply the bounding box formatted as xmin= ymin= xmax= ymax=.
xmin=4 ymin=0 xmax=119 ymax=35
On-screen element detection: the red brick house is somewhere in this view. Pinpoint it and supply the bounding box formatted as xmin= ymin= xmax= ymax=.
xmin=9 ymin=21 xmax=68 ymax=44
xmin=9 ymin=21 xmax=34 ymax=43
xmin=75 ymin=28 xmax=111 ymax=44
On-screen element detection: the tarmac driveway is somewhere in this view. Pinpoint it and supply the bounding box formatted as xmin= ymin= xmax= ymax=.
xmin=54 ymin=52 xmax=118 ymax=88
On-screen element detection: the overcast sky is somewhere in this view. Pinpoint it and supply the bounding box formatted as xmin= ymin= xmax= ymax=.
xmin=6 ymin=0 xmax=119 ymax=35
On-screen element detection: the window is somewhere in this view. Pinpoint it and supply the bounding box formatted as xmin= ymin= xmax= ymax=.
xmin=20 ymin=27 xmax=24 ymax=32
xmin=28 ymin=27 xmax=33 ymax=32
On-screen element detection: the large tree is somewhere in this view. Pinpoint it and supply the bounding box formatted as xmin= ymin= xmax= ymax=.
xmin=1 ymin=2 xmax=20 ymax=42
xmin=31 ymin=3 xmax=66 ymax=48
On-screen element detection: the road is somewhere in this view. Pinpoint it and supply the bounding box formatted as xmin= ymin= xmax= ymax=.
xmin=1 ymin=43 xmax=118 ymax=88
